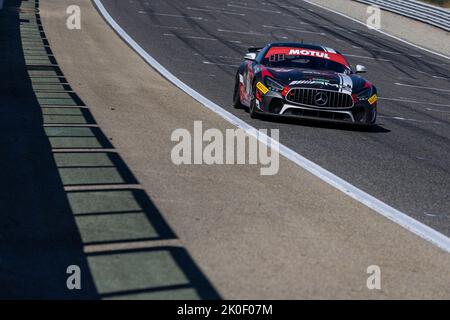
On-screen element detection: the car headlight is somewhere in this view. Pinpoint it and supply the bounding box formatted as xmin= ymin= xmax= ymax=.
xmin=357 ymin=88 xmax=372 ymax=100
xmin=265 ymin=77 xmax=284 ymax=92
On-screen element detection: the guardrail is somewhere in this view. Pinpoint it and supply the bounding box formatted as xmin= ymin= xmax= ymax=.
xmin=355 ymin=0 xmax=450 ymax=31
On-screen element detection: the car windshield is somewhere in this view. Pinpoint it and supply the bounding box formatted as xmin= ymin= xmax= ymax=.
xmin=262 ymin=55 xmax=350 ymax=74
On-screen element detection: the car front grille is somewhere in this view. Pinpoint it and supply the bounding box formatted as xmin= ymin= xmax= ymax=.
xmin=286 ymin=88 xmax=354 ymax=109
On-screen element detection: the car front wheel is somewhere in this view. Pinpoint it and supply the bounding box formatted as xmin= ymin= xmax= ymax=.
xmin=249 ymin=82 xmax=261 ymax=119
xmin=232 ymin=73 xmax=243 ymax=109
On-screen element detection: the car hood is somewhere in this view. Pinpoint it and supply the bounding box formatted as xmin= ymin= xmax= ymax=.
xmin=265 ymin=67 xmax=368 ymax=94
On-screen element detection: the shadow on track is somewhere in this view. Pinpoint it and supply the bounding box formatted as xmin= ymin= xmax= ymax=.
xmin=0 ymin=0 xmax=219 ymax=299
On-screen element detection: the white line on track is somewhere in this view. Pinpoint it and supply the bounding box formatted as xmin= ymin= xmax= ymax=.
xmin=152 ymin=25 xmax=191 ymax=31
xmin=203 ymin=61 xmax=240 ymax=67
xmin=180 ymin=71 xmax=216 ymax=77
xmin=259 ymin=2 xmax=304 ymax=10
xmin=216 ymin=29 xmax=265 ymax=36
xmin=194 ymin=53 xmax=241 ymax=60
xmin=226 ymin=4 xmax=282 ymax=14
xmin=302 ymin=0 xmax=450 ymax=60
xmin=432 ymin=76 xmax=450 ymax=80
xmin=231 ymin=43 xmax=255 ymax=48
xmin=263 ymin=23 xmax=358 ymax=34
xmin=187 ymin=7 xmax=246 ymax=16
xmin=333 ymin=26 xmax=358 ymax=32
xmin=263 ymin=22 xmax=310 ymax=27
xmin=395 ymin=83 xmax=450 ymax=93
xmin=378 ymin=115 xmax=442 ymax=124
xmin=347 ymin=47 xmax=422 ymax=58
xmin=203 ymin=5 xmax=240 ymax=12
xmin=163 ymin=33 xmax=242 ymax=44
xmin=280 ymin=5 xmax=302 ymax=10
xmin=343 ymin=53 xmax=391 ymax=61
xmin=94 ymin=0 xmax=450 ymax=253
xmin=426 ymin=108 xmax=450 ymax=114
xmin=163 ymin=33 xmax=217 ymax=41
xmin=379 ymin=97 xmax=450 ymax=107
xmin=262 ymin=25 xmax=326 ymax=35
xmin=140 ymin=12 xmax=207 ymax=21
xmin=217 ymin=28 xmax=289 ymax=39
xmin=371 ymin=49 xmax=421 ymax=58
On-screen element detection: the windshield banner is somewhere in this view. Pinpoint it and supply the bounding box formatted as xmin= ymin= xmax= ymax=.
xmin=264 ymin=47 xmax=350 ymax=67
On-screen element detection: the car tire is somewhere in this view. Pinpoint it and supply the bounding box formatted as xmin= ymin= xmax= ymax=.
xmin=249 ymin=99 xmax=260 ymax=119
xmin=371 ymin=110 xmax=377 ymax=125
xmin=249 ymin=82 xmax=260 ymax=119
xmin=232 ymin=73 xmax=243 ymax=109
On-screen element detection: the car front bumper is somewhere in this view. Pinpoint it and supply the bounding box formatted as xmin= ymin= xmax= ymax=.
xmin=257 ymin=92 xmax=377 ymax=125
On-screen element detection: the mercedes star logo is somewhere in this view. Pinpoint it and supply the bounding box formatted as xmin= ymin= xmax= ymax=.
xmin=314 ymin=92 xmax=328 ymax=106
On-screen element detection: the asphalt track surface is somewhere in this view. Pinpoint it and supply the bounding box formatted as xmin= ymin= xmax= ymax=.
xmin=101 ymin=0 xmax=450 ymax=236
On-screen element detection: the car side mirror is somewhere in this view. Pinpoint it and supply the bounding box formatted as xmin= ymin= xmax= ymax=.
xmin=244 ymin=52 xmax=257 ymax=61
xmin=355 ymin=64 xmax=367 ymax=73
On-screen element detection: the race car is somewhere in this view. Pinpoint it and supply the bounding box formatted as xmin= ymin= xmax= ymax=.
xmin=233 ymin=42 xmax=378 ymax=125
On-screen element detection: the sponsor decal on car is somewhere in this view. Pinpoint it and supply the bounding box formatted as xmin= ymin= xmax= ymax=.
xmin=290 ymin=79 xmax=331 ymax=86
xmin=256 ymin=81 xmax=269 ymax=95
xmin=290 ymin=80 xmax=341 ymax=90
xmin=288 ymin=49 xmax=330 ymax=59
xmin=368 ymin=94 xmax=378 ymax=105
xmin=264 ymin=47 xmax=350 ymax=67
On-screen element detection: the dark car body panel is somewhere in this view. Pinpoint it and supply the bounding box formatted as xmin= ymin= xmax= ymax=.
xmin=235 ymin=43 xmax=378 ymax=125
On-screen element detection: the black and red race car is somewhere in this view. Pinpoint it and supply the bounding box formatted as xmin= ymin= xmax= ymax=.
xmin=233 ymin=42 xmax=378 ymax=125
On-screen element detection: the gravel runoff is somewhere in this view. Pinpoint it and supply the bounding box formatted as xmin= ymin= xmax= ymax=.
xmin=306 ymin=0 xmax=450 ymax=57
